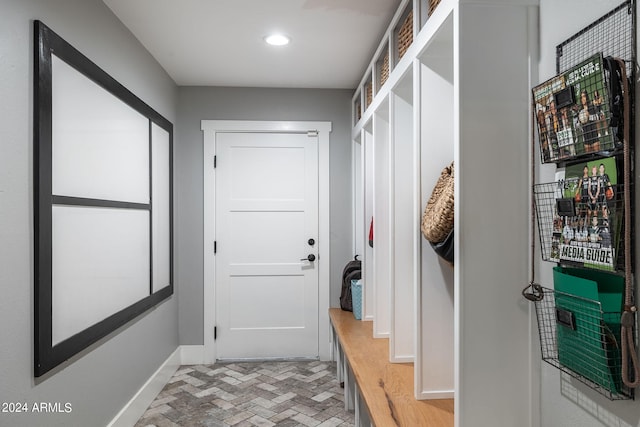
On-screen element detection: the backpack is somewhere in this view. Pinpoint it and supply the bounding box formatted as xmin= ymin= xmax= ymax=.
xmin=340 ymin=256 xmax=361 ymax=312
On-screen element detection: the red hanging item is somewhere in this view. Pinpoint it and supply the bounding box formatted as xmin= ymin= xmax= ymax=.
xmin=368 ymin=217 xmax=374 ymax=248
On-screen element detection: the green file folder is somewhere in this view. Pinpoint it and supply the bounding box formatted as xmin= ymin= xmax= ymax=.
xmin=553 ymin=266 xmax=624 ymax=393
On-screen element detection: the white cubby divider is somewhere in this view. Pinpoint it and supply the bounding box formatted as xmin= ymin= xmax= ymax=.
xmin=372 ymin=103 xmax=391 ymax=338
xmin=389 ymin=69 xmax=415 ymax=363
xmin=362 ymin=127 xmax=375 ymax=321
xmin=351 ymin=0 xmax=537 ymax=425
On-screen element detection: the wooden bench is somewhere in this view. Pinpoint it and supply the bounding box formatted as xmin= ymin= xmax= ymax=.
xmin=329 ymin=308 xmax=454 ymax=427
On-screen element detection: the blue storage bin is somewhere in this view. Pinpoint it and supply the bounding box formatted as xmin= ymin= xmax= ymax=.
xmin=351 ymin=279 xmax=362 ymax=320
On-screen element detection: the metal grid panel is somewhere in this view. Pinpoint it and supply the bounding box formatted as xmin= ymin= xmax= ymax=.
xmin=557 ymin=1 xmax=636 ymax=77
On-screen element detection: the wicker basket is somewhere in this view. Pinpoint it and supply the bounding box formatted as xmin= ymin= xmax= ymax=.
xmin=355 ymin=100 xmax=361 ymax=121
xmin=380 ymin=51 xmax=389 ymax=87
xmin=428 ymin=0 xmax=442 ymax=16
xmin=397 ymin=10 xmax=413 ymax=60
xmin=366 ymin=82 xmax=373 ymax=107
xmin=421 ymin=162 xmax=454 ymax=243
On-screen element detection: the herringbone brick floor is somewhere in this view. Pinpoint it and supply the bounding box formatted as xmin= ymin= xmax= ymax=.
xmin=134 ymin=360 xmax=354 ymax=427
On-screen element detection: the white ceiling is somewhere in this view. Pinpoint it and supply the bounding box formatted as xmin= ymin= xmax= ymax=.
xmin=103 ymin=0 xmax=401 ymax=89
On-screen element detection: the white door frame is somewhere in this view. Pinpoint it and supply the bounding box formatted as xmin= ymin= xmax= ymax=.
xmin=202 ymin=120 xmax=332 ymax=363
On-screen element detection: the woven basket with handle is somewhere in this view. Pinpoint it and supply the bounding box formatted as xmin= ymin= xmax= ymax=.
xmin=421 ymin=162 xmax=454 ymax=243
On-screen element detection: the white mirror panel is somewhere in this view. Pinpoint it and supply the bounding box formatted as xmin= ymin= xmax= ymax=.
xmin=151 ymin=123 xmax=171 ymax=292
xmin=51 ymin=205 xmax=150 ymax=346
xmin=51 ymin=55 xmax=149 ymax=203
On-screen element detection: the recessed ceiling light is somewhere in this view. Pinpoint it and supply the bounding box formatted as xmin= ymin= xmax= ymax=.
xmin=264 ymin=34 xmax=290 ymax=46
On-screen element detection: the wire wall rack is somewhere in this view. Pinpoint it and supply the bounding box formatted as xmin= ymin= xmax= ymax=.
xmin=534 ymin=53 xmax=624 ymax=164
xmin=534 ymin=177 xmax=627 ymax=273
xmin=529 ymin=0 xmax=637 ymax=401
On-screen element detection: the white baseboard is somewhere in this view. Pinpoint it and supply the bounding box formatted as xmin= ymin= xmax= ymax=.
xmin=107 ymin=345 xmax=206 ymax=427
xmin=180 ymin=345 xmax=206 ymax=365
xmin=373 ymin=331 xmax=390 ymax=339
xmin=389 ymin=355 xmax=414 ymax=363
xmin=417 ymin=389 xmax=455 ymax=400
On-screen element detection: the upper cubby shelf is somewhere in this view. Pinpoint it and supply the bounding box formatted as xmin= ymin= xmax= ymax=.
xmin=352 ymin=0 xmax=454 ymax=135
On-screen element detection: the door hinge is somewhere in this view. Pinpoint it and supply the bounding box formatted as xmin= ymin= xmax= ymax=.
xmin=214 ymin=155 xmax=217 ymax=168
xmin=214 ymin=241 xmax=217 ymax=254
xmin=307 ymin=130 xmax=318 ymax=137
xmin=214 ymin=326 xmax=217 ymax=340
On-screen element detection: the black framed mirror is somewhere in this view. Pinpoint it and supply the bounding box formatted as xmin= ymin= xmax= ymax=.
xmin=34 ymin=21 xmax=173 ymax=377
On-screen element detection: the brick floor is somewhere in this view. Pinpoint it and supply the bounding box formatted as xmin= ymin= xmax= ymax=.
xmin=135 ymin=361 xmax=354 ymax=427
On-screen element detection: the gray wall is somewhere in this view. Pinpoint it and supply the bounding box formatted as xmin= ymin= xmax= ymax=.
xmin=0 ymin=1 xmax=179 ymax=426
xmin=176 ymin=86 xmax=353 ymax=344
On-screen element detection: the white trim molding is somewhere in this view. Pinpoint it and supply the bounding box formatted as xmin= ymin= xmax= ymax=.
xmin=180 ymin=345 xmax=206 ymax=365
xmin=107 ymin=347 xmax=181 ymax=427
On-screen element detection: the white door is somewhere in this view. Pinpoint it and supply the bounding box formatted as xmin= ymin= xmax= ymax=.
xmin=215 ymin=132 xmax=319 ymax=359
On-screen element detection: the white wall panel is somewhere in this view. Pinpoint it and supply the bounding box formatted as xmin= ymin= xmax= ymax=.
xmin=391 ymin=86 xmax=415 ymax=362
xmin=152 ymin=123 xmax=171 ymax=292
xmin=416 ymin=49 xmax=455 ymax=398
xmin=455 ymin=4 xmax=532 ymax=425
xmin=363 ymin=129 xmax=376 ymax=321
xmin=52 ymin=55 xmax=149 ymax=203
xmin=373 ymin=108 xmax=391 ymax=338
xmin=52 ymin=206 xmax=150 ymax=345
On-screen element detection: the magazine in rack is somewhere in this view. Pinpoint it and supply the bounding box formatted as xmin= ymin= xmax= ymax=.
xmin=549 ymin=156 xmax=621 ymax=271
xmin=533 ymin=53 xmax=618 ymax=163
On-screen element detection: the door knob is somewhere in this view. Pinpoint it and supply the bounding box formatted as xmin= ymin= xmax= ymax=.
xmin=300 ymin=254 xmax=316 ymax=262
